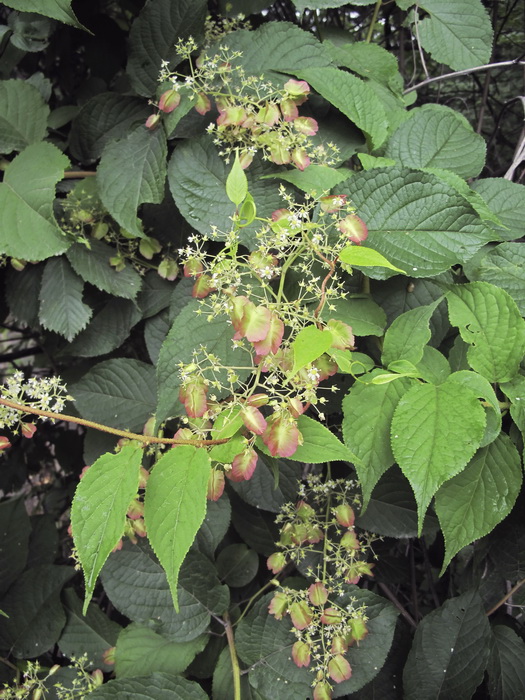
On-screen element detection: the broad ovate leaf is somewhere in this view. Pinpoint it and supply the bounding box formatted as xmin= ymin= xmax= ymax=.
xmin=0 ymin=79 xmax=49 ymax=154
xmin=391 ymin=374 xmax=486 ymax=533
xmin=144 ymin=446 xmax=211 ymax=611
xmin=288 ymin=325 xmax=333 ymax=377
xmin=225 ymin=152 xmax=248 ymax=206
xmin=71 ymin=445 xmax=143 ymax=613
xmin=339 ymin=246 xmax=405 ymax=273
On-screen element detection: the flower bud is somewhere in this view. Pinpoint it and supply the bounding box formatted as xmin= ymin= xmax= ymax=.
xmin=145 ymin=113 xmax=161 ymax=130
xmin=334 ymin=503 xmax=355 ymax=527
xmin=328 ymin=654 xmax=352 ymax=683
xmin=320 ymin=195 xmax=347 ymax=213
xmin=348 ymin=617 xmax=369 ymax=643
xmin=292 ymin=147 xmax=310 ymax=170
xmin=228 ymin=448 xmax=258 ymax=482
xmin=92 ymin=222 xmax=109 ymax=239
xmin=284 ymin=79 xmax=310 ymax=97
xmin=268 ymin=591 xmax=289 ymax=619
xmin=290 ymin=600 xmax=313 ymax=630
xmin=159 ymin=88 xmax=181 ymax=113
xmin=293 ymin=116 xmax=318 ymax=135
xmin=331 ymin=636 xmax=348 ymax=654
xmin=192 ymin=273 xmax=215 ymax=299
xmin=21 ymin=423 xmax=37 ymax=439
xmin=240 ymin=405 xmax=267 ymax=435
xmin=183 ymin=258 xmax=204 ymax=278
xmin=91 ymin=669 xmax=104 ymax=687
xmin=247 ymin=393 xmax=269 ymax=408
xmin=337 ymin=214 xmax=368 ymax=244
xmin=158 ymin=258 xmax=179 ymax=280
xmin=195 ymin=92 xmax=211 ymax=115
xmin=139 ymin=236 xmax=162 ymax=260
xmin=308 ymin=581 xmax=328 ymax=606
xmin=320 ymin=607 xmax=343 ymax=625
xmin=102 ymin=646 xmax=116 ymax=666
xmin=340 ymin=530 xmax=360 ymax=551
xmin=10 ymin=258 xmax=26 ymax=271
xmin=292 ymin=640 xmax=311 ymax=668
xmin=207 ymin=468 xmax=225 ymax=501
xmin=313 ymin=681 xmax=332 ymax=700
xmin=267 ymin=552 xmax=287 ymax=574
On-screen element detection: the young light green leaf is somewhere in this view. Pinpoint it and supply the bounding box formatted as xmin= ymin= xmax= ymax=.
xmin=339 ymin=245 xmax=406 ymax=273
xmin=0 ymin=80 xmax=49 ymax=154
xmin=446 ymin=282 xmax=525 ymax=383
xmin=328 ymin=348 xmax=375 ymax=375
xmin=0 ymin=142 xmax=70 ymax=261
xmin=403 ymin=589 xmax=490 ymax=700
xmin=391 ymin=375 xmax=486 ymax=534
xmin=144 ymin=446 xmax=211 ymax=611
xmin=343 ymin=375 xmax=414 ymax=507
xmin=382 ymin=299 xmax=442 ymax=367
xmin=70 ymin=445 xmax=143 ymax=613
xmin=263 ymin=164 xmax=353 ymax=194
xmin=225 ymin=152 xmax=248 ymax=206
xmin=436 ymin=433 xmax=522 ymax=574
xmin=288 ymin=325 xmax=333 ymax=378
xmin=97 ymin=125 xmax=167 ymax=238
xmin=39 ymin=257 xmax=92 ymax=342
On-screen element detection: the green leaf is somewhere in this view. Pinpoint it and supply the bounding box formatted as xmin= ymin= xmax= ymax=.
xmin=435 ymin=433 xmax=522 ymax=574
xmin=297 ymin=67 xmax=388 ymax=149
xmin=382 ymin=299 xmax=442 ymax=367
xmin=195 ymin=496 xmax=231 ymax=559
xmin=385 ymin=105 xmax=486 ymax=179
xmin=471 ymin=178 xmax=525 ymax=241
xmin=101 ymin=542 xmax=228 ymax=642
xmin=115 ymin=623 xmax=206 ymax=678
xmin=229 ymin=456 xmax=301 ymax=513
xmin=1 ymin=0 xmax=86 ymax=31
xmin=39 ymin=257 xmax=92 ymax=341
xmin=343 ymin=374 xmax=415 ymax=507
xmin=358 ymin=154 xmax=397 ymax=170
xmin=288 ymin=325 xmax=333 ymax=377
xmin=356 ymin=468 xmax=440 ymax=538
xmin=325 ymin=40 xmax=403 ymax=92
xmin=67 ymin=240 xmax=142 ymax=299
xmin=466 ymin=243 xmax=525 ymax=315
xmin=168 ymin=136 xmax=282 ymax=249
xmin=0 ymin=79 xmax=49 ymax=154
xmin=416 ymin=0 xmax=493 ymax=70
xmin=487 ymin=626 xmax=525 ymax=700
xmin=65 ymin=298 xmax=141 ymax=358
xmin=156 ymin=300 xmax=248 ymax=424
xmin=229 ymin=492 xmax=279 ymax=556
xmin=71 ymin=445 xmax=143 ymax=613
xmin=415 ymin=346 xmax=451 ymax=385
xmin=5 ymin=264 xmax=43 ymax=327
xmin=321 ymin=296 xmax=386 ymax=337
xmin=69 ymin=94 xmax=150 ymax=164
xmin=97 ymin=126 xmax=167 ymax=238
xmin=216 ymin=544 xmax=259 ymax=587
xmin=90 ymin=674 xmax=208 ymax=699
xmin=58 ymin=588 xmax=121 ymax=671
xmin=0 ymin=565 xmax=74 ymax=658
xmin=145 ymin=310 xmax=171 ymax=365
xmin=264 ymin=164 xmax=353 ymax=195
xmin=212 ymin=647 xmax=258 ymax=700
xmin=127 ymin=0 xmax=207 ymax=96
xmin=341 ymin=167 xmax=494 ymax=278
xmin=71 ymin=359 xmax=156 ymax=432
xmin=0 ymin=497 xmax=31 ymax=597
xmin=446 ymin=282 xmax=525 ymax=383
xmin=447 ymin=369 xmax=501 ymax=447
xmin=403 ymin=589 xmax=491 ymax=699
xmin=0 ymin=142 xmax=70 ymax=261
xmin=500 ymin=375 xmax=525 ymax=438
xmin=339 ymin=245 xmax=406 ymax=273
xmin=391 ymin=375 xmax=486 ymax=533
xmin=225 ymin=152 xmax=248 ymax=207
xmin=144 ymin=447 xmax=211 ymax=611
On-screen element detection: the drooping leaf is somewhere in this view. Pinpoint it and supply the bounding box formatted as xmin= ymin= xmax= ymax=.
xmin=97 ymin=125 xmax=168 ymax=238
xmin=65 ymin=298 xmax=141 ymax=357
xmin=435 ymin=434 xmax=522 ymax=574
xmin=115 ymin=623 xmax=206 ymax=678
xmin=339 ymin=246 xmax=405 ymax=273
xmin=58 ymin=588 xmax=121 ymax=671
xmin=447 ymin=369 xmax=501 ymax=447
xmin=101 ymin=541 xmax=228 ymax=643
xmin=446 ymin=282 xmax=525 ymax=383
xmin=265 ymin=164 xmax=353 ymax=194
xmin=225 ymin=152 xmax=248 ymax=206
xmin=465 ymin=243 xmax=525 ymax=315
xmin=39 ymin=257 xmax=92 ymax=341
xmin=67 ymin=240 xmax=142 ymax=300
xmin=0 ymin=497 xmax=31 ymax=597
xmin=71 ymin=445 xmax=143 ymax=612
xmin=0 ymin=565 xmax=74 ymax=658
xmin=381 ymin=299 xmax=442 ymax=368
xmin=288 ymin=325 xmax=333 ymax=377
xmin=144 ymin=447 xmax=211 ymax=611
xmin=385 ymin=105 xmax=486 ymax=179
xmin=321 ymin=296 xmax=386 ymax=337
xmin=297 ymin=67 xmax=388 ymax=149
xmin=471 ymin=178 xmax=525 ymax=241
xmin=416 ymin=0 xmax=493 ymax=70
xmin=69 ymin=94 xmax=151 ymax=164
xmin=341 ymin=167 xmax=495 ymax=278
xmin=0 ymin=79 xmax=49 ymax=154
xmin=391 ymin=374 xmax=486 ymax=533
xmin=0 ymin=142 xmax=70 ymax=261
xmin=487 ymin=625 xmax=525 ymax=700
xmin=71 ymin=359 xmax=156 ymax=432
xmin=88 ymin=673 xmax=208 ymax=699
xmin=414 ymin=346 xmax=451 ymax=385
xmin=343 ymin=374 xmax=415 ymax=507
xmin=325 ymin=40 xmax=403 ymax=92
xmin=126 ymin=0 xmax=207 ymax=96
xmin=1 ymin=0 xmax=86 ymax=31
xmin=403 ymin=589 xmax=491 ymax=699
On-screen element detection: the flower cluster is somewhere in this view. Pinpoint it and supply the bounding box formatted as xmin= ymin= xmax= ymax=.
xmin=0 ymin=372 xmax=72 ymax=448
xmin=266 ymin=477 xmax=375 ymax=699
xmin=148 ymin=39 xmax=338 ymax=169
xmin=172 ymin=189 xmax=368 ymax=496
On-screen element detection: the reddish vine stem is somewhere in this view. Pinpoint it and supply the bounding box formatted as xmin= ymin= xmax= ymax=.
xmin=0 ymin=397 xmax=229 ymax=447
xmin=486 ymin=578 xmax=525 ymax=617
xmin=223 ymin=613 xmax=242 ymax=700
xmin=63 ymin=171 xmax=97 ymax=179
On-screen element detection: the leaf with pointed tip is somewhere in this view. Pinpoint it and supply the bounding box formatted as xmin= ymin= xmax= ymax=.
xmin=471 ymin=178 xmax=525 ymax=241
xmin=403 ymin=589 xmax=490 ymax=699
xmin=0 ymin=80 xmax=49 ymax=154
xmin=466 ymin=243 xmax=525 ymax=315
xmin=339 ymin=246 xmax=405 ymax=273
xmin=446 ymin=282 xmax=525 ymax=383
xmin=39 ymin=257 xmax=92 ymax=342
xmin=71 ymin=445 xmax=143 ymax=613
xmin=225 ymin=153 xmax=248 ymax=206
xmin=263 ymin=164 xmax=352 ymax=194
xmin=0 ymin=142 xmax=70 ymax=261
xmin=144 ymin=447 xmax=211 ymax=611
xmin=1 ymin=0 xmax=86 ymax=31
xmin=289 ymin=325 xmax=333 ymax=377
xmin=88 ymin=674 xmax=208 ymax=699
xmin=446 ymin=369 xmax=501 ymax=447
xmin=382 ymin=299 xmax=442 ymax=368
xmin=487 ymin=625 xmax=525 ymax=700
xmin=391 ymin=375 xmax=486 ymax=533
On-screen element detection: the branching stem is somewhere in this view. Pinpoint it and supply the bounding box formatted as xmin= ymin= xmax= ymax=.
xmin=404 ymin=60 xmax=525 ymax=94
xmin=486 ymin=578 xmax=525 ymax=616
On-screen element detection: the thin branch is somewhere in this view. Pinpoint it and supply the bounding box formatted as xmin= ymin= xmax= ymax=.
xmin=0 ymin=397 xmax=229 ymax=447
xmin=0 ymin=347 xmax=43 ymax=363
xmin=378 ymin=582 xmax=418 ymax=629
xmin=486 ymin=578 xmax=525 ymax=617
xmin=63 ymin=171 xmax=97 ymax=179
xmin=404 ymin=60 xmax=525 ymax=94
xmin=223 ymin=613 xmax=242 ymax=700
